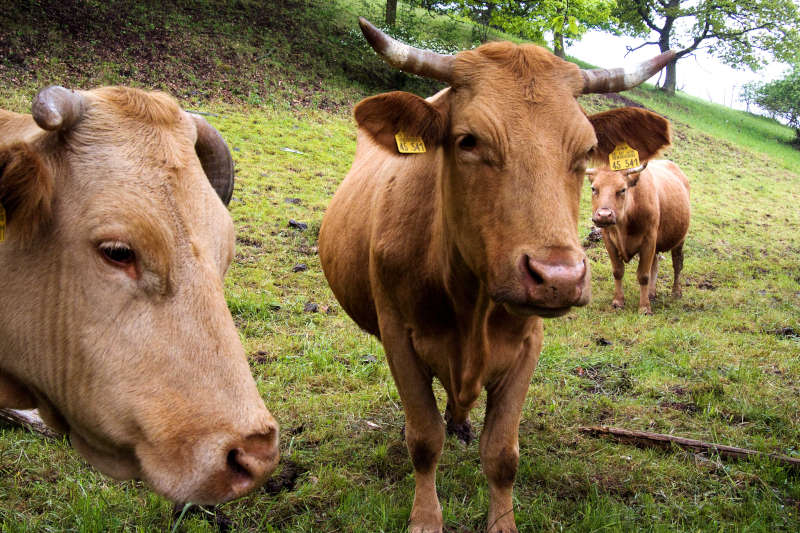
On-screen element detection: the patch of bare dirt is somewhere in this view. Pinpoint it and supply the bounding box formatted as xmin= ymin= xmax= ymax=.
xmin=599 ymin=92 xmax=649 ymax=109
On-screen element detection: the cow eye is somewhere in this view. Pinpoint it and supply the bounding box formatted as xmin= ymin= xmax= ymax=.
xmin=457 ymin=134 xmax=477 ymax=151
xmin=617 ymin=188 xmax=627 ymax=196
xmin=98 ymin=241 xmax=136 ymax=267
xmin=591 ymin=186 xmax=597 ymax=195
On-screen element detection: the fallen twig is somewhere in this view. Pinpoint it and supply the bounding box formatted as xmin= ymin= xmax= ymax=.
xmin=579 ymin=426 xmax=800 ymax=472
xmin=0 ymin=408 xmax=60 ymax=439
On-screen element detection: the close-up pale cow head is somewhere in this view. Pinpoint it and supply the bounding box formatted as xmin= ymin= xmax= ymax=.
xmin=354 ymin=18 xmax=675 ymax=318
xmin=0 ymin=86 xmax=278 ymax=504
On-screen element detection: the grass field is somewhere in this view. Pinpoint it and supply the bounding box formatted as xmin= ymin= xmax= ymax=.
xmin=1 ymin=1 xmax=799 ymax=531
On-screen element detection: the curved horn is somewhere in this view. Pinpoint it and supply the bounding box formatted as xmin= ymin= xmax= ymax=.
xmin=190 ymin=114 xmax=234 ymax=206
xmin=623 ymin=162 xmax=647 ymax=175
xmin=581 ymin=50 xmax=676 ymax=94
xmin=359 ymin=17 xmax=455 ymax=83
xmin=32 ymin=86 xmax=84 ymax=131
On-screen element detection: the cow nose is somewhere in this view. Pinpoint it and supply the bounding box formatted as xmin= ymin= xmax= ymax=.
xmin=592 ymin=208 xmax=615 ymax=226
xmin=523 ymin=253 xmax=588 ymax=309
xmin=225 ymin=422 xmax=280 ymax=496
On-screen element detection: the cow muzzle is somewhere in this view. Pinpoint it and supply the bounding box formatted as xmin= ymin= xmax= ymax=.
xmin=592 ymin=208 xmax=616 ymax=227
xmin=166 ymin=418 xmax=280 ymax=504
xmin=512 ymin=251 xmax=590 ymax=317
xmin=83 ymin=414 xmax=280 ymax=505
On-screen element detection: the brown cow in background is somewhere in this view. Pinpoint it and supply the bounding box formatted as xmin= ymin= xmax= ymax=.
xmin=0 ymin=86 xmax=278 ymax=504
xmin=589 ymin=157 xmax=690 ymax=315
xmin=320 ymin=18 xmax=674 ymax=533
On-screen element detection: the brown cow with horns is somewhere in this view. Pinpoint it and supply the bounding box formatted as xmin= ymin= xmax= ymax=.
xmin=320 ymin=18 xmax=675 ymax=532
xmin=0 ymin=86 xmax=278 ymax=504
xmin=588 ymin=158 xmax=691 ymax=314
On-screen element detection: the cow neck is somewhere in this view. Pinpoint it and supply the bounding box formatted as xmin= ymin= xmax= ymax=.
xmin=436 ymin=205 xmax=491 ymax=411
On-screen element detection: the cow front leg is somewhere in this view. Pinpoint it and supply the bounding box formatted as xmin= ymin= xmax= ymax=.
xmin=671 ymin=242 xmax=684 ymax=298
xmin=604 ymin=239 xmax=626 ymax=309
xmin=480 ymin=336 xmax=540 ymax=533
xmin=637 ymin=240 xmax=657 ymax=315
xmin=380 ymin=321 xmax=445 ymax=532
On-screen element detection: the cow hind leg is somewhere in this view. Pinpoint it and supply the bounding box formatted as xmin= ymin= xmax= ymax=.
xmin=637 ymin=240 xmax=657 ymax=315
xmin=671 ymin=243 xmax=684 ymax=298
xmin=480 ymin=339 xmax=540 ymax=533
xmin=445 ymin=398 xmax=475 ymax=445
xmin=648 ymin=254 xmax=659 ymax=300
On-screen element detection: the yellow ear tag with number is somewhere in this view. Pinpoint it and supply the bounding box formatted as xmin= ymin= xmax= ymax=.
xmin=609 ymin=142 xmax=640 ymax=171
xmin=394 ymin=131 xmax=426 ymax=154
xmin=0 ymin=203 xmax=5 ymax=242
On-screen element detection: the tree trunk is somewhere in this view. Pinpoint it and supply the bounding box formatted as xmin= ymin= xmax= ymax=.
xmin=553 ymin=30 xmax=565 ymax=58
xmin=657 ymin=10 xmax=677 ymax=95
xmin=385 ymin=0 xmax=397 ymax=27
xmin=661 ymin=59 xmax=677 ymax=95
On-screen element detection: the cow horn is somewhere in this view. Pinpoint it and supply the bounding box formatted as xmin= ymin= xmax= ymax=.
xmin=32 ymin=86 xmax=84 ymax=131
xmin=358 ymin=17 xmax=454 ymax=83
xmin=581 ymin=50 xmax=676 ymax=94
xmin=191 ymin=114 xmax=235 ymax=206
xmin=623 ymin=162 xmax=647 ymax=175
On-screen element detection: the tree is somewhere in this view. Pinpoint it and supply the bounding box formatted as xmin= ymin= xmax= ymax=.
xmin=386 ymin=0 xmax=398 ymax=27
xmin=548 ymin=0 xmax=616 ymax=57
xmin=413 ymin=0 xmax=615 ymax=53
xmin=745 ymin=66 xmax=800 ymax=143
xmin=612 ymin=0 xmax=800 ymax=95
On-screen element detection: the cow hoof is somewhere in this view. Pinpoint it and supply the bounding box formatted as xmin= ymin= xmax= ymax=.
xmin=408 ymin=522 xmax=443 ymax=533
xmin=648 ymin=292 xmax=656 ymax=301
xmin=672 ymin=289 xmax=682 ymax=299
xmin=639 ymin=307 xmax=653 ymax=316
xmin=487 ymin=514 xmax=518 ymax=533
xmin=611 ymin=301 xmax=624 ymax=310
xmin=446 ymin=417 xmax=475 ymax=445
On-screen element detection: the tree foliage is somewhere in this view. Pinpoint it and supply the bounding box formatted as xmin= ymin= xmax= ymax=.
xmin=413 ymin=0 xmax=615 ymax=54
xmin=612 ymin=0 xmax=800 ymax=94
xmin=743 ymin=66 xmax=800 ymax=142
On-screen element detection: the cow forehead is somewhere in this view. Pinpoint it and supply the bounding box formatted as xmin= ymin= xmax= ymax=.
xmin=453 ymin=42 xmax=584 ymax=99
xmin=593 ymin=170 xmax=627 ymax=189
xmin=448 ymin=44 xmax=594 ymax=151
xmin=57 ymin=89 xmax=230 ymax=268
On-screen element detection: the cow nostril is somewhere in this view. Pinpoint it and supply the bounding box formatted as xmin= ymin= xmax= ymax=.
xmin=226 ymin=448 xmax=252 ymax=481
xmin=524 ymin=255 xmax=545 ymax=285
xmin=224 ymin=424 xmax=279 ymax=496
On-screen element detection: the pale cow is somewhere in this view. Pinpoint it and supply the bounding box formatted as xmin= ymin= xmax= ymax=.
xmin=0 ymin=86 xmax=278 ymax=504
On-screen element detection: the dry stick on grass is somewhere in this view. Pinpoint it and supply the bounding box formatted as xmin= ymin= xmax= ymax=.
xmin=0 ymin=408 xmax=60 ymax=439
xmin=579 ymin=426 xmax=800 ymax=472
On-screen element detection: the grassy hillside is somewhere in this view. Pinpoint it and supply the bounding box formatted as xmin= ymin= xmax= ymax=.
xmin=1 ymin=1 xmax=799 ymax=532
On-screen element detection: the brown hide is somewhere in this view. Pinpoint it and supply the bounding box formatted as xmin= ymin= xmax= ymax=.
xmin=589 ymin=159 xmax=691 ymax=314
xmin=320 ymin=39 xmax=673 ymax=532
xmin=0 ymin=87 xmax=278 ymax=504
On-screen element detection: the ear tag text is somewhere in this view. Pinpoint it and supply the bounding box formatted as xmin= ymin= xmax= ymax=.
xmin=394 ymin=132 xmax=426 ymax=154
xmin=0 ymin=203 xmax=6 ymax=242
xmin=609 ymin=142 xmax=640 ymax=171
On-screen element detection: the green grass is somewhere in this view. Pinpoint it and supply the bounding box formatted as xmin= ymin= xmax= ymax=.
xmin=2 ymin=1 xmax=800 ymax=532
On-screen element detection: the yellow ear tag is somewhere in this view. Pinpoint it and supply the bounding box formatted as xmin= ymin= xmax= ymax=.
xmin=0 ymin=203 xmax=5 ymax=242
xmin=394 ymin=131 xmax=426 ymax=154
xmin=609 ymin=142 xmax=641 ymax=171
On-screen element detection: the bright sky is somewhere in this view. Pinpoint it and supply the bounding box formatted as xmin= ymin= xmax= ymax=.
xmin=567 ymin=30 xmax=789 ymax=111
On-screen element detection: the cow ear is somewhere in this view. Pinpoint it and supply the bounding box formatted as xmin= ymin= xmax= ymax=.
xmin=354 ymin=91 xmax=448 ymax=153
xmin=0 ymin=143 xmax=54 ymax=243
xmin=587 ymin=107 xmax=671 ymax=164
